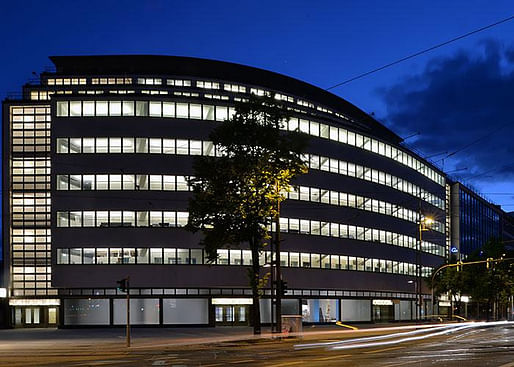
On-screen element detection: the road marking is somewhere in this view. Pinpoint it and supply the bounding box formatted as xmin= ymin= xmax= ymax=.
xmin=363 ymin=346 xmax=405 ymax=354
xmin=230 ymin=360 xmax=256 ymax=364
xmin=314 ymin=354 xmax=351 ymax=360
xmin=383 ymin=361 xmax=419 ymax=367
xmin=267 ymin=362 xmax=304 ymax=367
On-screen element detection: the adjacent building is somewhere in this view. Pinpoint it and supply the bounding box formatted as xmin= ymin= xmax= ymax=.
xmin=3 ymin=55 xmax=449 ymax=328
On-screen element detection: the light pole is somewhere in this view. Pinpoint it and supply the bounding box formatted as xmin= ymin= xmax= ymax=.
xmin=417 ymin=214 xmax=433 ymax=321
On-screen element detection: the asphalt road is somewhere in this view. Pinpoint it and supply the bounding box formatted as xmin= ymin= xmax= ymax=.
xmin=0 ymin=323 xmax=512 ymax=366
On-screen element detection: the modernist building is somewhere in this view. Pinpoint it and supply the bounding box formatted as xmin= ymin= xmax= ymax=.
xmin=2 ymin=56 xmax=448 ymax=328
xmin=450 ymin=182 xmax=502 ymax=258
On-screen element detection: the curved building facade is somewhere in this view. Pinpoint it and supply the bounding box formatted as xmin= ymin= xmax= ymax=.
xmin=2 ymin=56 xmax=447 ymax=327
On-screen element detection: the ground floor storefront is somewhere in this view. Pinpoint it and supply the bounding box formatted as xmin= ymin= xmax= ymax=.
xmin=8 ymin=295 xmax=431 ymax=328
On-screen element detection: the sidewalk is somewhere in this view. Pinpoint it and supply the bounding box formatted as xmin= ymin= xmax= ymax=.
xmin=0 ymin=322 xmax=431 ymax=349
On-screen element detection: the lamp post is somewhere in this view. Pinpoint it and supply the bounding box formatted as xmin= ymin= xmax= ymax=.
xmin=417 ymin=215 xmax=432 ymax=321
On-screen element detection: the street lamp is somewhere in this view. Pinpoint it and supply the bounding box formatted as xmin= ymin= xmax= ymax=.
xmin=417 ymin=215 xmax=433 ymax=321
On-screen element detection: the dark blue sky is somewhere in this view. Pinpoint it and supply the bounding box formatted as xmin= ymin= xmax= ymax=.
xmin=1 ymin=0 xmax=514 ymax=209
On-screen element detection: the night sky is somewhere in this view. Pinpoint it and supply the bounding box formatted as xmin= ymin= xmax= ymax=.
xmin=1 ymin=0 xmax=514 ymax=210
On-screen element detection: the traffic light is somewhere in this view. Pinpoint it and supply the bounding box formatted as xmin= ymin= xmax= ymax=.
xmin=117 ymin=277 xmax=128 ymax=292
xmin=486 ymin=258 xmax=493 ymax=269
xmin=280 ymin=279 xmax=288 ymax=296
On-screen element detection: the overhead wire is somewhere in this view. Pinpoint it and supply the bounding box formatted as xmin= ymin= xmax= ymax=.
xmin=325 ymin=15 xmax=514 ymax=90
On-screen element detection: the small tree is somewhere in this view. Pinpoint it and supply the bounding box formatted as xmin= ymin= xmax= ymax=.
xmin=186 ymin=95 xmax=308 ymax=334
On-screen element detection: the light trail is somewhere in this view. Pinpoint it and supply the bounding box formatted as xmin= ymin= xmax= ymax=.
xmin=330 ymin=321 xmax=513 ymax=351
xmin=294 ymin=321 xmax=514 ymax=351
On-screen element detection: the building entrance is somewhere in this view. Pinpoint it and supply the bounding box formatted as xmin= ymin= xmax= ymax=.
xmin=215 ymin=305 xmax=249 ymax=326
xmin=13 ymin=306 xmax=58 ymax=328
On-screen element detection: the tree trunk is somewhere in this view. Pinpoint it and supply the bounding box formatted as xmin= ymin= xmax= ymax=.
xmin=250 ymin=243 xmax=261 ymax=335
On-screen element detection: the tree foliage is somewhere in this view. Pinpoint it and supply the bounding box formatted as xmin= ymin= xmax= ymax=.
xmin=430 ymin=238 xmax=514 ymax=319
xmin=186 ymin=95 xmax=308 ymax=334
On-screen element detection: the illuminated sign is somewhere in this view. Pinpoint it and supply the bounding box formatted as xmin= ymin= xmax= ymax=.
xmin=9 ymin=299 xmax=60 ymax=306
xmin=450 ymin=247 xmax=458 ymax=253
xmin=212 ymin=298 xmax=253 ymax=305
xmin=372 ymin=299 xmax=393 ymax=306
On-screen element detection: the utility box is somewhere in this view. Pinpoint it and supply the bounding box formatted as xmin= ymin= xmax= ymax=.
xmin=281 ymin=315 xmax=303 ymax=333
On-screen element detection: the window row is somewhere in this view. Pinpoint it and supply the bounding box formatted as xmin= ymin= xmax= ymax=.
xmin=54 ymin=172 xmax=444 ymax=233
xmin=56 ymin=247 xmax=432 ymax=277
xmin=55 ymin=136 xmax=444 ymax=209
xmin=56 ymin=174 xmax=190 ymax=191
xmin=56 ymin=137 xmax=214 ymax=155
xmin=54 ymin=99 xmax=443 ymax=186
xmin=56 ymin=100 xmax=235 ymax=122
xmin=55 ymin=211 xmax=444 ymax=256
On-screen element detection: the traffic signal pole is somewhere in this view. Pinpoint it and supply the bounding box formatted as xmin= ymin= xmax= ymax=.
xmin=126 ymin=276 xmax=130 ymax=347
xmin=275 ymin=185 xmax=282 ymax=334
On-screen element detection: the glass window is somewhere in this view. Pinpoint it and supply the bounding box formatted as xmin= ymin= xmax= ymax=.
xmin=177 ymin=212 xmax=188 ymax=227
xmin=203 ymin=105 xmax=215 ymax=120
xmin=96 ymin=211 xmax=109 ymax=227
xmin=82 ymin=138 xmax=95 ymax=153
xmin=149 ymin=138 xmax=162 ymax=153
xmin=137 ymin=211 xmax=149 ymax=227
xmin=177 ymin=249 xmax=189 ymax=264
xmin=176 ymin=176 xmax=188 ymax=191
xmin=110 ymin=248 xmax=122 ymax=264
xmin=83 ymin=248 xmax=95 ymax=264
xmin=109 ymin=174 xmax=122 ymax=190
xmin=217 ymin=249 xmax=229 ymax=265
xmin=191 ymin=249 xmax=203 ymax=264
xmin=190 ymin=104 xmax=202 ymax=119
xmin=96 ymin=101 xmax=108 ymax=116
xmin=163 ymin=139 xmax=175 ymax=154
xmin=123 ymin=248 xmax=136 ymax=264
xmin=69 ymin=211 xmax=82 ymax=227
xmin=83 ymin=211 xmax=95 ymax=227
xmin=70 ymin=138 xmax=81 ymax=153
xmin=136 ymin=138 xmax=148 ymax=153
xmin=164 ymin=248 xmax=177 ymax=264
xmin=230 ymin=249 xmax=242 ymax=265
xmin=123 ymin=211 xmax=135 ymax=227
xmin=109 ymin=138 xmax=122 ymax=153
xmin=97 ymin=175 xmax=108 ymax=190
xmin=96 ymin=248 xmax=108 ymax=264
xmin=150 ymin=211 xmax=162 ymax=227
xmin=149 ymin=101 xmax=162 ymax=117
xmin=57 ymin=138 xmax=69 ymax=153
xmin=176 ymin=140 xmax=188 ymax=155
xmin=163 ymin=176 xmax=175 ymax=191
xmin=57 ymin=248 xmax=69 ymax=264
xmin=176 ymin=103 xmax=188 ymax=118
xmin=150 ymin=248 xmax=163 ymax=264
xmin=136 ymin=175 xmax=148 ymax=190
xmin=83 ymin=101 xmax=94 ymax=116
xmin=122 ymin=138 xmax=134 ymax=153
xmin=123 ymin=174 xmax=135 ymax=190
xmin=137 ymin=248 xmax=149 ymax=264
xmin=163 ymin=211 xmax=176 ymax=227
xmin=136 ymin=101 xmax=148 ymax=116
xmin=57 ymin=101 xmax=68 ymax=116
xmin=109 ymin=101 xmax=122 ymax=116
xmin=162 ymin=102 xmax=175 ymax=117
xmin=70 ymin=248 xmax=82 ymax=264
xmin=110 ymin=211 xmax=122 ymax=227
xmin=149 ymin=175 xmax=162 ymax=190
xmin=69 ymin=101 xmax=82 ymax=116
xmin=96 ymin=138 xmax=108 ymax=153
xmin=301 ymin=253 xmax=310 ymax=267
xmin=57 ymin=175 xmax=68 ymax=190
xmin=122 ymin=101 xmax=135 ymax=116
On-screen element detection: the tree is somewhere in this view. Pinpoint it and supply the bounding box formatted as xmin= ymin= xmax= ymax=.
xmin=430 ymin=238 xmax=514 ymax=320
xmin=186 ymin=95 xmax=308 ymax=334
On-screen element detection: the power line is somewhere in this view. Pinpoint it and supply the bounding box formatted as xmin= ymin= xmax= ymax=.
xmin=325 ymin=15 xmax=514 ymax=90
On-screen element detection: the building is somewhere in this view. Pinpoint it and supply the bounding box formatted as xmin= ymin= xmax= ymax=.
xmin=450 ymin=182 xmax=502 ymax=258
xmin=2 ymin=55 xmax=447 ymax=328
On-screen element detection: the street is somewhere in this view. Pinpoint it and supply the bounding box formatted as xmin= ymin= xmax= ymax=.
xmin=0 ymin=322 xmax=512 ymax=366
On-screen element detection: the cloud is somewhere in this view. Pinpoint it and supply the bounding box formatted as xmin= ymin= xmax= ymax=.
xmin=379 ymin=39 xmax=514 ymax=184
